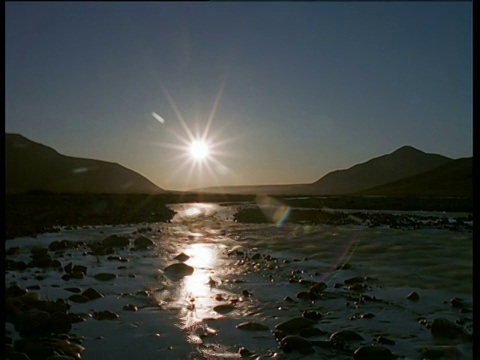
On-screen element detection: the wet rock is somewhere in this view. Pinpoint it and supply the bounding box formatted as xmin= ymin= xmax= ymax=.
xmin=407 ymin=291 xmax=420 ymax=301
xmin=302 ymin=310 xmax=323 ymax=321
xmin=68 ymin=294 xmax=90 ymax=303
xmin=213 ymin=303 xmax=235 ymax=314
xmin=50 ymin=311 xmax=72 ymax=333
xmin=64 ymin=287 xmax=82 ymax=293
xmin=72 ymin=265 xmax=87 ymax=275
xmin=107 ymin=255 xmax=125 ymax=262
xmin=299 ymin=327 xmax=327 ymax=337
xmin=82 ymin=288 xmax=103 ymax=300
xmin=353 ymin=345 xmax=394 ymax=359
xmin=377 ymin=336 xmax=395 ymax=345
xmin=238 ymin=346 xmax=254 ymax=357
xmin=236 ymin=322 xmax=269 ymax=331
xmin=330 ymin=330 xmax=364 ymax=343
xmin=29 ymin=251 xmax=56 ymax=268
xmin=173 ymin=253 xmax=190 ymax=262
xmin=242 ymin=289 xmax=252 ymax=297
xmin=274 ymin=330 xmax=286 ymax=342
xmin=14 ymin=337 xmax=84 ymax=360
xmin=163 ymin=263 xmax=194 ymax=278
xmin=48 ymin=240 xmax=74 ymax=251
xmin=431 ymin=318 xmax=469 ymax=340
xmin=279 ymin=335 xmax=314 ymax=354
xmin=6 ymin=284 xmax=28 ymax=297
xmin=450 ymin=297 xmax=467 ymax=309
xmin=6 ymin=260 xmax=28 ymax=271
xmin=275 ymin=317 xmax=316 ymax=333
xmin=360 ymin=313 xmax=375 ymax=319
xmin=296 ymin=291 xmax=310 ymax=300
xmin=93 ymin=273 xmax=117 ymax=281
xmin=123 ymin=304 xmax=138 ymax=312
xmin=134 ymin=236 xmax=154 ymax=249
xmin=349 ymin=283 xmax=367 ymax=292
xmin=93 ymin=310 xmax=119 ymax=320
xmin=309 ymin=282 xmax=327 ymax=293
xmin=101 ymin=234 xmax=130 ymax=248
xmin=416 ymin=345 xmax=463 ymax=359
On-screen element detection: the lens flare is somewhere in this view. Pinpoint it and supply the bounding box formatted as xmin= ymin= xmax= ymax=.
xmin=256 ymin=195 xmax=292 ymax=227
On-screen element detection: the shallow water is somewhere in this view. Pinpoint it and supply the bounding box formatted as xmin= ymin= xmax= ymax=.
xmin=5 ymin=202 xmax=473 ymax=359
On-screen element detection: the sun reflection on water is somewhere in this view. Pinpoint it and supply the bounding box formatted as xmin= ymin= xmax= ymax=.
xmin=178 ymin=243 xmax=223 ymax=328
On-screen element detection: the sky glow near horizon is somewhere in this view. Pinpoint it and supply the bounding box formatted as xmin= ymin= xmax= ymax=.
xmin=5 ymin=2 xmax=472 ymax=191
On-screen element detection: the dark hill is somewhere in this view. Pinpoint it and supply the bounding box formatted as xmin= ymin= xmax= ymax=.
xmin=359 ymin=157 xmax=472 ymax=197
xmin=5 ymin=133 xmax=165 ymax=194
xmin=306 ymin=146 xmax=453 ymax=195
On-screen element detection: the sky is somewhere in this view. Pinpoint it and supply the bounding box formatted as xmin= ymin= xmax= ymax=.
xmin=5 ymin=2 xmax=473 ymax=191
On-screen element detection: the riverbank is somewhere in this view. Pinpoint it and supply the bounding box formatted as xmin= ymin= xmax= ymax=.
xmin=5 ymin=193 xmax=473 ymax=240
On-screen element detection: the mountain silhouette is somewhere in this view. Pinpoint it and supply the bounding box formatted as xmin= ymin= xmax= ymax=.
xmin=307 ymin=146 xmax=453 ymax=194
xmin=196 ymin=146 xmax=458 ymax=196
xmin=359 ymin=157 xmax=472 ymax=197
xmin=5 ymin=133 xmax=165 ymax=194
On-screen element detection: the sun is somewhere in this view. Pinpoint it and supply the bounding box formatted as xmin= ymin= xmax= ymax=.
xmin=189 ymin=140 xmax=210 ymax=161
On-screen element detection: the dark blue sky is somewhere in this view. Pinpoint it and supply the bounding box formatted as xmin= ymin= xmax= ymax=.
xmin=6 ymin=2 xmax=472 ymax=191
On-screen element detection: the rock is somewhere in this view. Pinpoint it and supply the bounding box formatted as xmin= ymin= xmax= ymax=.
xmin=309 ymin=282 xmax=327 ymax=293
xmin=93 ymin=273 xmax=117 ymax=281
xmin=14 ymin=337 xmax=84 ymax=360
xmin=93 ymin=310 xmax=119 ymax=320
xmin=174 ymin=253 xmax=190 ymax=262
xmin=101 ymin=234 xmax=130 ymax=248
xmin=353 ymin=345 xmax=394 ymax=359
xmin=213 ymin=303 xmax=235 ymax=314
xmin=361 ymin=313 xmax=375 ymax=319
xmin=134 ymin=236 xmax=154 ymax=249
xmin=416 ymin=345 xmax=463 ymax=359
xmin=296 ymin=291 xmax=311 ymax=300
xmin=82 ymin=288 xmax=103 ymax=300
xmin=48 ymin=240 xmax=73 ymax=251
xmin=407 ymin=291 xmax=420 ymax=301
xmin=275 ymin=317 xmax=316 ymax=333
xmin=164 ymin=263 xmax=194 ymax=278
xmin=431 ymin=318 xmax=468 ymax=340
xmin=238 ymin=346 xmax=254 ymax=357
xmin=330 ymin=330 xmax=364 ymax=343
xmin=303 ymin=310 xmax=323 ymax=321
xmin=72 ymin=265 xmax=87 ymax=275
xmin=68 ymin=294 xmax=90 ymax=303
xmin=279 ymin=335 xmax=314 ymax=354
xmin=64 ymin=287 xmax=82 ymax=293
xmin=377 ymin=336 xmax=395 ymax=345
xmin=450 ymin=297 xmax=467 ymax=309
xmin=236 ymin=322 xmax=269 ymax=331
xmin=64 ymin=262 xmax=74 ymax=274
xmin=123 ymin=304 xmax=138 ymax=311
xmin=6 ymin=284 xmax=28 ymax=297
xmin=50 ymin=311 xmax=72 ymax=333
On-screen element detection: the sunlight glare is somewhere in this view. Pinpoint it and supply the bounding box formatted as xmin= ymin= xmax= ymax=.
xmin=190 ymin=140 xmax=210 ymax=161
